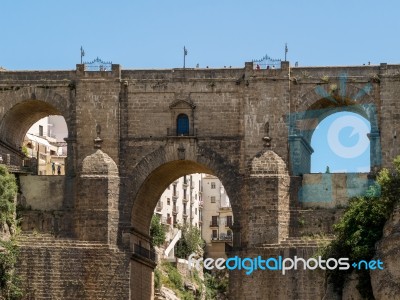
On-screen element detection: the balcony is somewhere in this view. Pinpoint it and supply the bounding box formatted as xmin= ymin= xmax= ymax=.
xmin=172 ymin=206 xmax=179 ymax=215
xmin=199 ymin=201 xmax=204 ymax=208
xmin=182 ymin=210 xmax=188 ymax=218
xmin=172 ymin=191 xmax=179 ymax=200
xmin=210 ymin=221 xmax=219 ymax=227
xmin=161 ymin=216 xmax=172 ymax=225
xmin=156 ymin=202 xmax=163 ymax=212
xmin=219 ymin=204 xmax=232 ymax=211
xmin=134 ymin=243 xmax=157 ymax=262
xmin=224 ymin=221 xmax=233 ymax=228
xmin=182 ymin=196 xmax=188 ymax=203
xmin=219 ymin=233 xmax=233 ymax=241
xmin=210 ymin=233 xmax=233 ymax=241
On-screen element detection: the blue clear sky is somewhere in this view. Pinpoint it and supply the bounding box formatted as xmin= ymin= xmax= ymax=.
xmin=311 ymin=112 xmax=371 ymax=173
xmin=1 ymin=0 xmax=400 ymax=70
xmin=4 ymin=1 xmax=391 ymax=172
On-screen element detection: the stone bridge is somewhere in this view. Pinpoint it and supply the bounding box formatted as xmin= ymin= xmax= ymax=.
xmin=0 ymin=61 xmax=399 ymax=299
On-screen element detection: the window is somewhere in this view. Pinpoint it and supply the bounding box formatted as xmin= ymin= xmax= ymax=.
xmin=39 ymin=125 xmax=44 ymax=137
xmin=226 ymin=216 xmax=233 ymax=227
xmin=211 ymin=196 xmax=216 ymax=203
xmin=195 ymin=208 xmax=197 ymax=215
xmin=167 ymin=198 xmax=170 ymax=205
xmin=211 ymin=182 xmax=216 ymax=189
xmin=211 ymin=216 xmax=218 ymax=226
xmin=212 ymin=230 xmax=218 ymax=240
xmin=177 ymin=114 xmax=189 ymax=135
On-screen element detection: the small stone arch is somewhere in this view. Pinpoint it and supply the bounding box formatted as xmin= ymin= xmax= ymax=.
xmin=289 ymin=82 xmax=381 ymax=175
xmin=0 ymin=87 xmax=73 ymax=169
xmin=0 ymin=87 xmax=72 ymax=148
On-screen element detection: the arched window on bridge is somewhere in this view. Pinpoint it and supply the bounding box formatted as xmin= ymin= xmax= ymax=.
xmin=311 ymin=111 xmax=371 ymax=173
xmin=176 ymin=114 xmax=189 ymax=136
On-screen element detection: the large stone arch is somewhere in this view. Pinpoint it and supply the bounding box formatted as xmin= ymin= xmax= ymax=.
xmin=125 ymin=141 xmax=242 ymax=300
xmin=289 ymin=82 xmax=381 ymax=175
xmin=126 ymin=141 xmax=242 ymax=240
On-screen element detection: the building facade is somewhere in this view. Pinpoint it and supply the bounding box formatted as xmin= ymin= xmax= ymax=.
xmin=154 ymin=173 xmax=203 ymax=229
xmin=23 ymin=116 xmax=67 ymax=175
xmin=201 ymin=175 xmax=233 ymax=259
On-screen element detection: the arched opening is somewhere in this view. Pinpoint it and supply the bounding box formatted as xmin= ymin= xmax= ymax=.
xmin=130 ymin=160 xmax=236 ymax=300
xmin=311 ymin=111 xmax=371 ymax=173
xmin=150 ymin=173 xmax=232 ymax=298
xmin=0 ymin=99 xmax=71 ymax=234
xmin=24 ymin=115 xmax=68 ymax=175
xmin=176 ymin=114 xmax=189 ymax=136
xmin=0 ymin=100 xmax=70 ymax=174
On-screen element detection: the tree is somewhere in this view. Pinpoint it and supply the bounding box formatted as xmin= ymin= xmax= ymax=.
xmin=323 ymin=156 xmax=400 ymax=298
xmin=0 ymin=165 xmax=22 ymax=299
xmin=0 ymin=165 xmax=17 ymax=228
xmin=176 ymin=225 xmax=204 ymax=259
xmin=150 ymin=215 xmax=166 ymax=247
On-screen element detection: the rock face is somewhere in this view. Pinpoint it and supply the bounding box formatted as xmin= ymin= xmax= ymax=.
xmin=371 ymin=205 xmax=400 ymax=299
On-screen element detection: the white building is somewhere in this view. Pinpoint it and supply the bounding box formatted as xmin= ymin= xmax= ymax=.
xmin=154 ymin=173 xmax=203 ymax=259
xmin=154 ymin=173 xmax=203 ymax=229
xmin=201 ymin=174 xmax=233 ymax=259
xmin=24 ymin=116 xmax=68 ymax=175
xmin=28 ymin=116 xmax=68 ymax=155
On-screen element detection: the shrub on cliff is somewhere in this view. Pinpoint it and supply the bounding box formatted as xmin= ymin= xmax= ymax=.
xmin=323 ymin=156 xmax=400 ymax=299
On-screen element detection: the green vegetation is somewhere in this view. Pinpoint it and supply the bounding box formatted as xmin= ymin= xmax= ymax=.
xmin=156 ymin=261 xmax=200 ymax=300
xmin=323 ymin=157 xmax=400 ymax=299
xmin=21 ymin=146 xmax=29 ymax=158
xmin=0 ymin=240 xmax=22 ymax=299
xmin=175 ymin=225 xmax=204 ymax=259
xmin=150 ymin=214 xmax=166 ymax=247
xmin=0 ymin=165 xmax=23 ymax=299
xmin=204 ymin=270 xmax=228 ymax=299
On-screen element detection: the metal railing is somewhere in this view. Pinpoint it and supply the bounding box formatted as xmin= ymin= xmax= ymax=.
xmin=210 ymin=233 xmax=233 ymax=241
xmin=83 ymin=57 xmax=112 ymax=72
xmin=210 ymin=221 xmax=218 ymax=227
xmin=134 ymin=243 xmax=157 ymax=262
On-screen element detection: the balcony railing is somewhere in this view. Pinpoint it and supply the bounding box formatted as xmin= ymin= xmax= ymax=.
xmin=156 ymin=202 xmax=163 ymax=211
xmin=161 ymin=216 xmax=172 ymax=225
xmin=210 ymin=233 xmax=233 ymax=241
xmin=134 ymin=243 xmax=157 ymax=262
xmin=172 ymin=206 xmax=179 ymax=215
xmin=210 ymin=221 xmax=219 ymax=227
xmin=172 ymin=191 xmax=179 ymax=199
xmin=182 ymin=210 xmax=188 ymax=217
xmin=224 ymin=220 xmax=233 ymax=228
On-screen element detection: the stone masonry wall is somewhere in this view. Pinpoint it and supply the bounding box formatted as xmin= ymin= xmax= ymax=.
xmin=19 ymin=175 xmax=65 ymax=211
xmin=16 ymin=235 xmax=130 ymax=300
